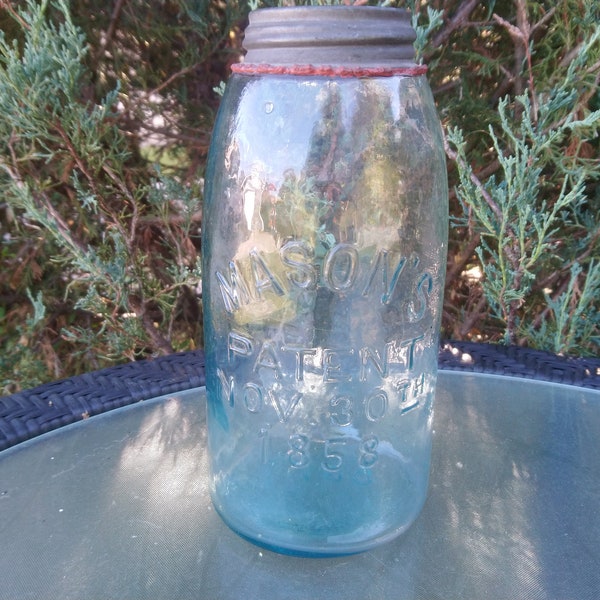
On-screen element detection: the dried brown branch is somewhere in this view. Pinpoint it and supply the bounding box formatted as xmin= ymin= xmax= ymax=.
xmin=53 ymin=120 xmax=101 ymax=197
xmin=492 ymin=4 xmax=555 ymax=122
xmin=0 ymin=149 xmax=89 ymax=256
xmin=458 ymin=293 xmax=488 ymax=338
xmin=0 ymin=0 xmax=29 ymax=29
xmin=136 ymin=121 xmax=211 ymax=149
xmin=431 ymin=0 xmax=480 ymax=49
xmin=53 ymin=119 xmax=135 ymax=247
xmin=148 ymin=63 xmax=203 ymax=97
xmin=444 ymin=135 xmax=504 ymax=223
xmin=95 ymin=0 xmax=127 ymax=61
xmin=445 ymin=232 xmax=482 ymax=288
xmin=129 ymin=297 xmax=174 ymax=355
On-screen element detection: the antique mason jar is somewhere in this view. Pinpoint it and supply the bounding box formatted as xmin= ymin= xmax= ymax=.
xmin=202 ymin=6 xmax=448 ymax=556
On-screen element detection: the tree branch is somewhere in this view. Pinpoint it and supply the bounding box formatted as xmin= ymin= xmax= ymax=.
xmin=431 ymin=0 xmax=480 ymax=49
xmin=96 ymin=0 xmax=127 ymax=60
xmin=0 ymin=0 xmax=29 ymax=29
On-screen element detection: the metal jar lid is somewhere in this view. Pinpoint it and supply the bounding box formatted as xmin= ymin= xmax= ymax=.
xmin=238 ymin=7 xmax=417 ymax=69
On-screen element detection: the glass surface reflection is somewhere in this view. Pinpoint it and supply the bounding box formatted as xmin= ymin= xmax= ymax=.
xmin=0 ymin=374 xmax=599 ymax=598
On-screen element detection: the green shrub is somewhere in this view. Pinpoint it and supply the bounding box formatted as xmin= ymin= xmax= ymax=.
xmin=1 ymin=0 xmax=598 ymax=392
xmin=0 ymin=0 xmax=247 ymax=392
xmin=428 ymin=0 xmax=600 ymax=354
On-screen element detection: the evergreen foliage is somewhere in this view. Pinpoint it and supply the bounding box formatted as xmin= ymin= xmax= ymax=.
xmin=0 ymin=0 xmax=246 ymax=392
xmin=0 ymin=0 xmax=598 ymax=392
xmin=429 ymin=0 xmax=600 ymax=353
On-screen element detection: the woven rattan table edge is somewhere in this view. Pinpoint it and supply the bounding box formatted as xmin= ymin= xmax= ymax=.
xmin=1 ymin=343 xmax=599 ymax=451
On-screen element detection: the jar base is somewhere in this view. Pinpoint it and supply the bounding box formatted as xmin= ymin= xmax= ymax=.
xmin=210 ymin=492 xmax=425 ymax=558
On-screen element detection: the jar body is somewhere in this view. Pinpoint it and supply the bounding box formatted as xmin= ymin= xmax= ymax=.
xmin=202 ymin=72 xmax=447 ymax=556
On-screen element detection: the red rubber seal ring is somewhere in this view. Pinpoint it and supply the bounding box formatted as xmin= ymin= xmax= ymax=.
xmin=230 ymin=63 xmax=428 ymax=78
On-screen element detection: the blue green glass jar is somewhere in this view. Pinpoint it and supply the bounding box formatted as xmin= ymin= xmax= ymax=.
xmin=202 ymin=6 xmax=448 ymax=556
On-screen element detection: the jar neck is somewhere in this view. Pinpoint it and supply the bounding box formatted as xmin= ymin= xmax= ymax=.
xmin=237 ymin=7 xmax=418 ymax=71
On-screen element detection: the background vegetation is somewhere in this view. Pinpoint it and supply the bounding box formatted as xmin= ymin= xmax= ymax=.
xmin=0 ymin=0 xmax=598 ymax=393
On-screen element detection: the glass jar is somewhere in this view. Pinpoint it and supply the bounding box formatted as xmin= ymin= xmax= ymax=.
xmin=202 ymin=6 xmax=448 ymax=556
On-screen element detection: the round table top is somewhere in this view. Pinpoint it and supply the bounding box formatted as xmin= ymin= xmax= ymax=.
xmin=1 ymin=370 xmax=599 ymax=600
